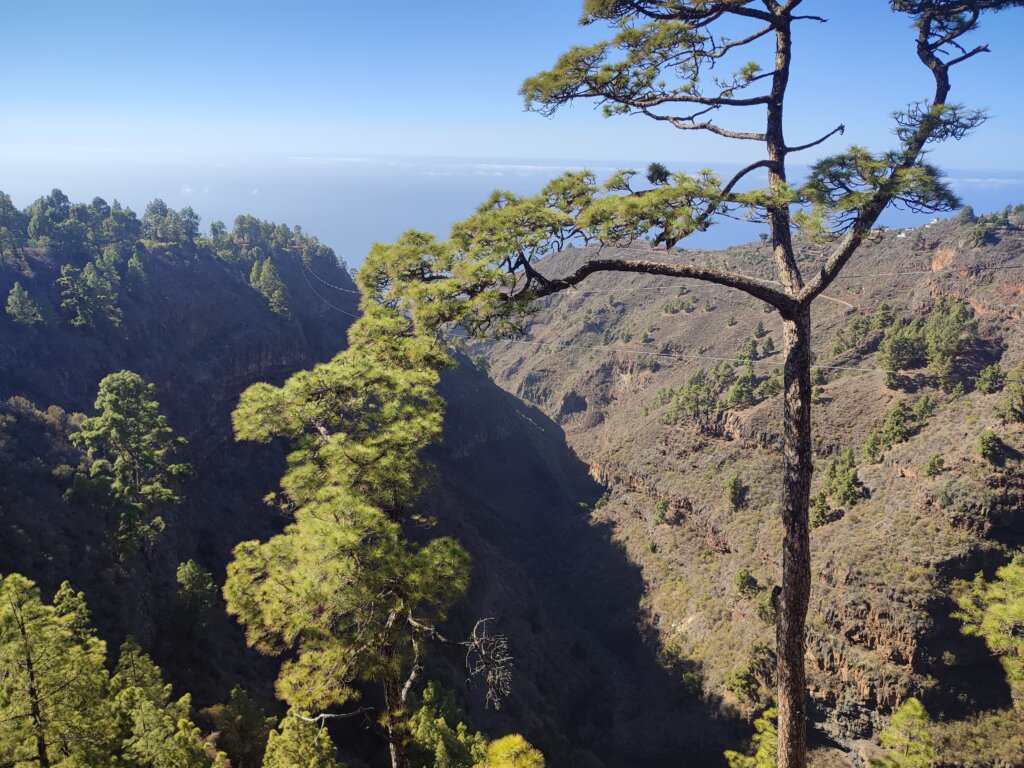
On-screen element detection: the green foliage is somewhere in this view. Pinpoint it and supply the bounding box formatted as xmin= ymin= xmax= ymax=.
xmin=724 ymin=708 xmax=777 ymax=768
xmin=225 ymin=284 xmax=486 ymax=753
xmin=924 ymin=297 xmax=977 ymax=390
xmin=200 ymin=687 xmax=276 ymax=768
xmin=737 ymin=337 xmax=759 ymax=363
xmin=976 ymin=363 xmax=1006 ymax=394
xmin=735 ymin=567 xmax=759 ymax=597
xmin=877 ymin=299 xmax=976 ymax=389
xmin=226 ymin=489 xmax=470 ymax=712
xmin=869 ymin=698 xmax=936 ymax=768
xmin=953 ymin=555 xmax=1024 ymax=705
xmin=126 ymin=253 xmax=148 ymax=292
xmin=725 ymin=364 xmax=756 ymax=409
xmin=923 ymin=454 xmax=945 ymax=477
xmin=995 ymin=365 xmax=1024 ymax=423
xmin=407 ymin=682 xmax=488 ymax=768
xmin=862 ymin=397 xmax=934 ymax=464
xmin=659 ymin=369 xmax=719 ymax=427
xmin=262 ymin=711 xmax=344 ymax=768
xmin=809 ymin=491 xmax=831 ymax=529
xmin=724 ymin=667 xmax=760 ymax=703
xmin=653 ymin=498 xmax=668 ymax=524
xmin=110 ymin=638 xmax=218 ymax=767
xmin=70 ymin=370 xmax=190 ymax=553
xmin=754 ymin=374 xmax=782 ymax=400
xmin=646 ymin=162 xmax=670 ymax=186
xmin=249 ymin=258 xmax=291 ymax=318
xmin=877 ymin=318 xmax=927 ymax=386
xmin=176 ymin=560 xmax=217 ymax=620
xmin=726 ymin=471 xmax=748 ymax=510
xmin=832 ymin=304 xmax=894 ymax=357
xmin=755 ymin=593 xmax=776 ymax=624
xmin=976 ymin=429 xmax=1005 ymax=463
xmin=58 ymin=260 xmax=123 ymax=327
xmin=928 ymin=708 xmax=1024 ymax=767
xmin=476 ymin=735 xmax=545 ymax=768
xmin=821 ymin=449 xmax=862 ymax=507
xmin=0 ymin=574 xmax=115 ymax=766
xmin=5 ymin=281 xmax=43 ymax=325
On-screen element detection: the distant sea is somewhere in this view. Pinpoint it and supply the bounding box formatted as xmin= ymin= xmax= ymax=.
xmin=4 ymin=154 xmax=1023 ymax=268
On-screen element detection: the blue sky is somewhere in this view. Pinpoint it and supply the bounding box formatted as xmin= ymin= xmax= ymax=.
xmin=3 ymin=1 xmax=1023 ymax=166
xmin=2 ymin=2 xmax=1023 ymax=262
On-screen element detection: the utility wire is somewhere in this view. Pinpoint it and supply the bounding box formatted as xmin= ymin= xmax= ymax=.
xmin=299 ymin=262 xmax=362 ymax=319
xmin=474 ymin=335 xmax=1024 ymax=384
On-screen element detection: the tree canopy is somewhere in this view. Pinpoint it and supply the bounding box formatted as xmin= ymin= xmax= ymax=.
xmin=69 ymin=370 xmax=190 ymax=553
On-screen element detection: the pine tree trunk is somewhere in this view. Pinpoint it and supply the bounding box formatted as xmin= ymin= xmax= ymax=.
xmin=383 ymin=675 xmax=409 ymax=768
xmin=776 ymin=305 xmax=813 ymax=768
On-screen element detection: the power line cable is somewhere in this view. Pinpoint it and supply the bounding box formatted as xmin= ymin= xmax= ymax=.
xmin=474 ymin=335 xmax=1024 ymax=384
xmin=299 ymin=262 xmax=362 ymax=319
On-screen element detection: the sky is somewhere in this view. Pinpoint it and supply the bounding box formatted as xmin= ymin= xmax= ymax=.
xmin=2 ymin=1 xmax=1024 ymax=263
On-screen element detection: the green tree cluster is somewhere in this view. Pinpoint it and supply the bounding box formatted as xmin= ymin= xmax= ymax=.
xmin=995 ymin=364 xmax=1024 ymax=423
xmin=862 ymin=397 xmax=936 ymax=464
xmin=831 ymin=304 xmax=894 ymax=357
xmin=200 ymin=686 xmax=276 ymax=768
xmin=262 ymin=712 xmax=344 ymax=768
xmin=877 ymin=299 xmax=976 ymax=390
xmin=0 ymin=573 xmax=227 ymax=767
xmin=225 ymin=270 xmax=530 ymax=768
xmin=810 ymin=449 xmax=862 ymax=527
xmin=58 ymin=261 xmax=122 ymax=327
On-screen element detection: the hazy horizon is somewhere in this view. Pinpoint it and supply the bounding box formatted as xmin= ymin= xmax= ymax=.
xmin=3 ymin=154 xmax=1022 ymax=267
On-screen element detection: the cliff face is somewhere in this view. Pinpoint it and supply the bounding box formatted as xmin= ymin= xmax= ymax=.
xmin=0 ymin=240 xmax=358 ymax=703
xmin=479 ymin=218 xmax=1024 ymax=750
xmin=1 ymin=230 xmax=739 ymax=766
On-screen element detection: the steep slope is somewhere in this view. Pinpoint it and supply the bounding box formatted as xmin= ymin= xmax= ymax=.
xmin=1 ymin=197 xmax=747 ymax=765
xmin=1 ymin=223 xmax=358 ymax=703
xmin=479 ymin=214 xmax=1024 ymax=755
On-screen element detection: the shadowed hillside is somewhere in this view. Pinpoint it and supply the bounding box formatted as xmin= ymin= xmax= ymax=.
xmin=479 ymin=211 xmax=1024 ymax=762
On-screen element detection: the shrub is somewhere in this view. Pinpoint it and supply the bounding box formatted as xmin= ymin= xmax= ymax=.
xmin=995 ymin=365 xmax=1024 ymax=423
xmin=975 ymin=363 xmax=1006 ymax=394
xmin=923 ymin=454 xmax=945 ymax=477
xmin=977 ymin=430 xmax=1004 ymax=463
xmin=726 ymin=472 xmax=748 ymax=509
xmin=755 ymin=592 xmax=776 ymax=624
xmin=735 ymin=567 xmax=759 ymax=597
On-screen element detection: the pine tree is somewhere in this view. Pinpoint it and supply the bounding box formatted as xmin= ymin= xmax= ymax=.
xmin=70 ymin=370 xmax=190 ymax=553
xmin=5 ymin=281 xmax=43 ymax=325
xmin=475 ymin=736 xmax=545 ymax=768
xmin=249 ymin=258 xmax=291 ymax=317
xmin=176 ymin=560 xmax=217 ymax=621
xmin=724 ymin=708 xmax=777 ymax=768
xmin=869 ymin=698 xmax=936 ymax=768
xmin=954 ymin=555 xmax=1024 ymax=705
xmin=58 ymin=260 xmax=122 ymax=327
xmin=200 ymin=686 xmax=276 ymax=768
xmin=126 ymin=254 xmax=148 ymax=292
xmin=110 ymin=638 xmax=218 ymax=768
xmin=261 ymin=711 xmax=344 ymax=768
xmin=0 ymin=574 xmax=116 ymax=767
xmin=227 ymin=290 xmax=502 ymax=768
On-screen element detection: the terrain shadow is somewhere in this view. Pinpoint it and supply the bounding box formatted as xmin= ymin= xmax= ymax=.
xmin=427 ymin=361 xmax=742 ymax=767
